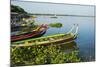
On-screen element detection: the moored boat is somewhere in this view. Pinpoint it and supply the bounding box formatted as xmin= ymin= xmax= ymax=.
xmin=11 ymin=24 xmax=48 ymax=42
xmin=11 ymin=24 xmax=79 ymax=47
xmin=50 ymin=14 xmax=58 ymax=18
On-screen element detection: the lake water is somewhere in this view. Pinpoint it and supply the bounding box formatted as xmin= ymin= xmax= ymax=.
xmin=35 ymin=15 xmax=95 ymax=61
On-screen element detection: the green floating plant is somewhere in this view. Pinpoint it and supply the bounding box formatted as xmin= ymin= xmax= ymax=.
xmin=49 ymin=23 xmax=63 ymax=28
xmin=11 ymin=44 xmax=80 ymax=66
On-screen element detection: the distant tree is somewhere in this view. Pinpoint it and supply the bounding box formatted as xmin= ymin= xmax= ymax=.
xmin=11 ymin=5 xmax=27 ymax=14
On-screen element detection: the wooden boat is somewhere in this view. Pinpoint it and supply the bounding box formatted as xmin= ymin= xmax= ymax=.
xmin=11 ymin=24 xmax=79 ymax=47
xmin=50 ymin=16 xmax=58 ymax=18
xmin=50 ymin=14 xmax=58 ymax=18
xmin=11 ymin=24 xmax=48 ymax=42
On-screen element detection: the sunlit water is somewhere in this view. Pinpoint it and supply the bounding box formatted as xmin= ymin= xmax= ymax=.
xmin=34 ymin=15 xmax=95 ymax=61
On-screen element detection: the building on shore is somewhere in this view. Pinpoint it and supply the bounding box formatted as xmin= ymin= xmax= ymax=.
xmin=11 ymin=12 xmax=30 ymax=26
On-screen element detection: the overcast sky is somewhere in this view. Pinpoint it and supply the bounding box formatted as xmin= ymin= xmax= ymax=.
xmin=11 ymin=0 xmax=95 ymax=16
xmin=13 ymin=0 xmax=95 ymax=5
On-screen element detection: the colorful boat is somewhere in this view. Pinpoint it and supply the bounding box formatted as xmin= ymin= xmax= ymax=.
xmin=11 ymin=24 xmax=48 ymax=42
xmin=11 ymin=24 xmax=79 ymax=47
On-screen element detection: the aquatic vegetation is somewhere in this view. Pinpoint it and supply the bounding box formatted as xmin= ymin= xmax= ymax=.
xmin=49 ymin=23 xmax=63 ymax=28
xmin=11 ymin=44 xmax=80 ymax=66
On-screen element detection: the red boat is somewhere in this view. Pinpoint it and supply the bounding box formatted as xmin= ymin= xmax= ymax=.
xmin=11 ymin=24 xmax=48 ymax=42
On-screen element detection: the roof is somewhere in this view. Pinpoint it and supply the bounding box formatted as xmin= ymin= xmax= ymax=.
xmin=11 ymin=12 xmax=18 ymax=14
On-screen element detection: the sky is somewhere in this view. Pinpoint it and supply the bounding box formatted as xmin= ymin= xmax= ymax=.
xmin=11 ymin=0 xmax=95 ymax=16
xmin=13 ymin=0 xmax=95 ymax=5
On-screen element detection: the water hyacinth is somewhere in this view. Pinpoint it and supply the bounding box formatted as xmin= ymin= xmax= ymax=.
xmin=11 ymin=44 xmax=80 ymax=66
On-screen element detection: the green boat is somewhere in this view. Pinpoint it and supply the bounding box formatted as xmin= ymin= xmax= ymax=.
xmin=11 ymin=24 xmax=78 ymax=47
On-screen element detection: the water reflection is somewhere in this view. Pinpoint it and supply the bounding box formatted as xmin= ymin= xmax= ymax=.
xmin=35 ymin=16 xmax=95 ymax=62
xmin=11 ymin=15 xmax=95 ymax=62
xmin=58 ymin=41 xmax=79 ymax=53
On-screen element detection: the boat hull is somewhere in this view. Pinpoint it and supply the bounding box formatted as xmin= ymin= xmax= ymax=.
xmin=11 ymin=30 xmax=46 ymax=42
xmin=11 ymin=33 xmax=77 ymax=47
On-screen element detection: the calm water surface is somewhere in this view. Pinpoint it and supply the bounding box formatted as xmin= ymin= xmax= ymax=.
xmin=35 ymin=15 xmax=95 ymax=61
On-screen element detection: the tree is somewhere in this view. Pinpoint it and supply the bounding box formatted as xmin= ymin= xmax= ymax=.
xmin=11 ymin=5 xmax=27 ymax=14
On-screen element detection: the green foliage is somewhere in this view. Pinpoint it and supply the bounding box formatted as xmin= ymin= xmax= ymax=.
xmin=11 ymin=45 xmax=80 ymax=66
xmin=11 ymin=5 xmax=27 ymax=14
xmin=49 ymin=23 xmax=63 ymax=28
